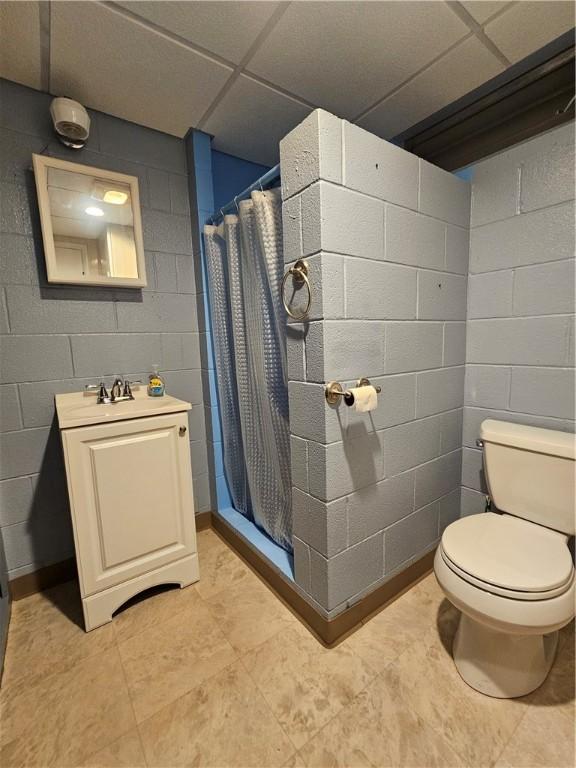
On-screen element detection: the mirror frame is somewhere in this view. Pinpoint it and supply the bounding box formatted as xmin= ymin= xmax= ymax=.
xmin=32 ymin=153 xmax=147 ymax=288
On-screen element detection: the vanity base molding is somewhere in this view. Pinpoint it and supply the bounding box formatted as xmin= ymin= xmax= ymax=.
xmin=83 ymin=553 xmax=199 ymax=631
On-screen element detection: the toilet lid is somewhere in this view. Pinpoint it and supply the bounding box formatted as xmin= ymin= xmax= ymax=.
xmin=441 ymin=513 xmax=574 ymax=593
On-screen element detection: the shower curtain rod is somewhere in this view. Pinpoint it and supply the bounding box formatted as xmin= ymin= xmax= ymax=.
xmin=207 ymin=163 xmax=280 ymax=225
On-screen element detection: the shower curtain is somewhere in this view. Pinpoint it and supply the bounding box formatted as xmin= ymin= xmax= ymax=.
xmin=204 ymin=189 xmax=292 ymax=552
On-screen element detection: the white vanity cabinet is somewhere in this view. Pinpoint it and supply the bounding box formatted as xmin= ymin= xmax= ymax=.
xmin=56 ymin=391 xmax=199 ymax=631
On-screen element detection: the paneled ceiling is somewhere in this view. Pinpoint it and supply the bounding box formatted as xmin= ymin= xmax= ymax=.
xmin=1 ymin=1 xmax=574 ymax=165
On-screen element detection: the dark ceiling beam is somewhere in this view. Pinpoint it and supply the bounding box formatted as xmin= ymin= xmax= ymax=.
xmin=396 ymin=30 xmax=575 ymax=171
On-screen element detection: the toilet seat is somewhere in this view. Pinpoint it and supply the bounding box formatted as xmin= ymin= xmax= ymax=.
xmin=440 ymin=513 xmax=574 ymax=600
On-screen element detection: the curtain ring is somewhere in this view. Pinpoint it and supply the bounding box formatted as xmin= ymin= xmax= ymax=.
xmin=281 ymin=260 xmax=312 ymax=320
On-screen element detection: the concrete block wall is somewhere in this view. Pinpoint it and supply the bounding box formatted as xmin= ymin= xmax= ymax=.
xmin=0 ymin=79 xmax=208 ymax=581
xmin=281 ymin=110 xmax=470 ymax=615
xmin=462 ymin=122 xmax=576 ymax=516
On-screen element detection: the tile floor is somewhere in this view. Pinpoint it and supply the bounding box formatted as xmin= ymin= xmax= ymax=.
xmin=1 ymin=528 xmax=574 ymax=768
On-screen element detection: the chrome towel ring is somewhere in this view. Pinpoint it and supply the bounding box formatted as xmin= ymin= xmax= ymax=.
xmin=281 ymin=259 xmax=312 ymax=320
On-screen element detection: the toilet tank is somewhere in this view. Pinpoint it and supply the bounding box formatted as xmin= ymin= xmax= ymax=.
xmin=480 ymin=420 xmax=576 ymax=535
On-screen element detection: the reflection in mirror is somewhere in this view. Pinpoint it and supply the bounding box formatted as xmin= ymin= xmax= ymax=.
xmin=33 ymin=155 xmax=146 ymax=287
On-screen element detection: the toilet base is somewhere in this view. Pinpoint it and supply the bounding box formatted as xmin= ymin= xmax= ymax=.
xmin=453 ymin=613 xmax=558 ymax=698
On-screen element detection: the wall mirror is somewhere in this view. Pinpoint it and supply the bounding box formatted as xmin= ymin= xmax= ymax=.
xmin=33 ymin=154 xmax=147 ymax=287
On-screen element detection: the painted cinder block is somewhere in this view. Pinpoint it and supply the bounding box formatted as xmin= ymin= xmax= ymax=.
xmin=461 ymin=447 xmax=487 ymax=493
xmin=161 ymin=332 xmax=202 ymax=371
xmin=385 ymin=322 xmax=443 ymax=373
xmin=384 ymin=415 xmax=441 ymax=476
xmin=513 ymin=259 xmax=575 ymax=317
xmin=469 ymin=201 xmax=575 ymax=273
xmin=417 ymin=270 xmax=467 ymax=321
xmin=292 ymin=488 xmax=347 ymax=557
xmin=464 ymin=365 xmax=511 ymax=409
xmin=307 ymin=320 xmax=385 ymax=382
xmin=460 ymin=485 xmax=487 ymax=517
xmin=419 ymin=159 xmax=471 ymax=227
xmin=439 ymin=408 xmax=464 ymax=454
xmin=6 ymin=285 xmax=117 ymax=334
xmin=308 ymin=432 xmax=385 ymax=502
xmin=385 ymin=205 xmax=445 ymax=270
xmin=287 ymin=253 xmax=345 ymax=323
xmin=2 ymin=508 xmax=74 ymax=573
xmin=0 ymin=384 xmax=22 ymax=432
xmin=414 ymin=449 xmax=462 ymax=509
xmin=466 ymin=316 xmax=574 ymax=367
xmin=142 ymin=208 xmax=193 ymax=254
xmin=19 ymin=379 xmax=85 ymax=428
xmin=293 ymin=535 xmax=311 ymax=594
xmin=0 ymin=427 xmax=51 ymax=480
xmin=116 ymin=291 xmax=198 ymax=333
xmin=416 ymin=366 xmax=465 ymax=418
xmin=163 ymin=369 xmax=203 ymax=405
xmin=0 ymin=182 xmax=34 ymax=236
xmin=154 ymin=253 xmax=178 ymax=293
xmin=347 ymin=470 xmax=415 ymax=546
xmin=286 ymin=323 xmax=307 ymax=381
xmin=70 ymin=334 xmax=162 ymax=378
xmin=443 ymin=322 xmax=466 ymax=367
xmin=0 ymin=476 xmax=34 ymax=526
xmin=346 ymin=259 xmax=417 ymax=320
xmin=0 ymin=233 xmax=37 ymax=285
xmin=288 ymin=381 xmax=344 ymax=444
xmin=282 ymin=194 xmax=302 ymax=264
xmin=148 ymin=167 xmax=171 ymax=212
xmin=467 ymin=270 xmax=514 ymax=319
xmin=384 ymin=501 xmax=439 ymax=574
xmin=439 ymin=488 xmax=461 ymax=535
xmin=290 ymin=435 xmax=309 ymax=493
xmin=510 ymin=367 xmax=576 ymax=421
xmin=343 ymin=122 xmax=419 ymax=210
xmin=445 ymin=225 xmax=469 ymax=274
xmin=344 ymin=373 xmax=416 ymax=436
xmin=280 ymin=109 xmax=342 ymax=200
xmin=1 ymin=335 xmax=73 ymax=384
xmin=470 ymin=162 xmax=519 ymax=228
xmin=301 ymin=182 xmax=385 ymax=259
xmin=520 ymin=130 xmax=575 ymax=213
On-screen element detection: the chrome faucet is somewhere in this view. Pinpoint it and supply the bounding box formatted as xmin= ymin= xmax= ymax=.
xmin=85 ymin=378 xmax=141 ymax=404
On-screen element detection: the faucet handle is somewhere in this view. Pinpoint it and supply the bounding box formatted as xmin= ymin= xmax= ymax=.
xmin=85 ymin=382 xmax=110 ymax=404
xmin=123 ymin=380 xmax=141 ymax=399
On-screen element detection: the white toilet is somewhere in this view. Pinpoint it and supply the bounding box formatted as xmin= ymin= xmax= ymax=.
xmin=435 ymin=419 xmax=575 ymax=699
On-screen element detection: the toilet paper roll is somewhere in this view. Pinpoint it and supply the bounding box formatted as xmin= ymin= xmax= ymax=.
xmin=349 ymin=385 xmax=377 ymax=413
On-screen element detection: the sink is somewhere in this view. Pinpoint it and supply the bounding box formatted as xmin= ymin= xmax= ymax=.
xmin=56 ymin=388 xmax=191 ymax=429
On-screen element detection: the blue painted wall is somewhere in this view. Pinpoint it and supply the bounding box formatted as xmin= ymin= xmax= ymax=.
xmin=211 ymin=149 xmax=270 ymax=213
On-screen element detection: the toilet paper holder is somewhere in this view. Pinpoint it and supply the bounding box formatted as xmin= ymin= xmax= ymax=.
xmin=325 ymin=378 xmax=381 ymax=406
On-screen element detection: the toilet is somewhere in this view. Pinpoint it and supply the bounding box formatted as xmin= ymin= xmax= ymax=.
xmin=435 ymin=419 xmax=575 ymax=699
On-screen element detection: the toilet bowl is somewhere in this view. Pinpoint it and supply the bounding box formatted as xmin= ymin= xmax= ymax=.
xmin=435 ymin=420 xmax=576 ymax=699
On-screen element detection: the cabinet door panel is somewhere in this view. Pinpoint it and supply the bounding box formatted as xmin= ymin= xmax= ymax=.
xmin=63 ymin=413 xmax=196 ymax=596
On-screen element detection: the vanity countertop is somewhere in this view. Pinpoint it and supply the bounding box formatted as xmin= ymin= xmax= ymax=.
xmin=56 ymin=388 xmax=191 ymax=429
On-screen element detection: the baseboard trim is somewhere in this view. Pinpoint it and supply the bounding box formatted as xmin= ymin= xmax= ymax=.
xmin=211 ymin=512 xmax=435 ymax=646
xmin=9 ymin=558 xmax=78 ymax=601
xmin=9 ymin=509 xmax=435 ymax=645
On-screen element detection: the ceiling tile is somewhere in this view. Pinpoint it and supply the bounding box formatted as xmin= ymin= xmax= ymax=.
xmin=50 ymin=2 xmax=232 ymax=137
xmin=484 ymin=1 xmax=575 ymax=62
xmin=247 ymin=1 xmax=469 ymax=120
xmin=116 ymin=1 xmax=281 ymax=65
xmin=203 ymin=75 xmax=311 ymax=166
xmin=0 ymin=1 xmax=42 ymax=89
xmin=461 ymin=1 xmax=511 ymax=25
xmin=359 ymin=36 xmax=505 ymax=140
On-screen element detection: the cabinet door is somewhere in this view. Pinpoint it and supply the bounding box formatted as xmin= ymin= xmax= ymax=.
xmin=62 ymin=413 xmax=196 ymax=596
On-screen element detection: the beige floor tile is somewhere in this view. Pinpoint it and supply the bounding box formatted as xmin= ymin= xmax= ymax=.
xmin=205 ymin=578 xmax=296 ymax=653
xmin=139 ymin=660 xmax=295 ymax=768
xmin=243 ymin=623 xmax=376 ymax=750
xmin=342 ymin=574 xmax=450 ymax=675
xmin=389 ymin=613 xmax=528 ymax=767
xmin=119 ymin=590 xmax=237 ymax=721
xmin=3 ymin=580 xmax=116 ymax=686
xmin=196 ymin=527 xmax=228 ymax=554
xmin=194 ymin=538 xmax=260 ymax=600
xmin=300 ymin=662 xmax=462 ymax=768
xmin=525 ymin=622 xmax=575 ymax=718
xmin=0 ymin=646 xmax=136 ymax=768
xmin=283 ymin=751 xmax=308 ymax=768
xmin=79 ymin=729 xmax=147 ymax=768
xmin=494 ymin=707 xmax=575 ymax=768
xmin=113 ymin=582 xmax=202 ymax=645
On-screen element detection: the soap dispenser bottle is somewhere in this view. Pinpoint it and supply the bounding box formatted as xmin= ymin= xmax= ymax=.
xmin=147 ymin=364 xmax=165 ymax=397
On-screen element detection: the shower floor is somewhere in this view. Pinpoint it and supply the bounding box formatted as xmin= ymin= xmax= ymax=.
xmin=217 ymin=506 xmax=294 ymax=581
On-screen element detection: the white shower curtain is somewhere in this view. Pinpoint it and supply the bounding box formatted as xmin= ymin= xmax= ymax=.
xmin=204 ymin=189 xmax=292 ymax=551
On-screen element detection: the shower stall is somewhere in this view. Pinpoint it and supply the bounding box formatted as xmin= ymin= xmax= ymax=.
xmin=192 ymin=108 xmax=472 ymax=642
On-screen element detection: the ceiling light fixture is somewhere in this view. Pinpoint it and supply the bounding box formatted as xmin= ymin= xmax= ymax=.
xmin=103 ymin=190 xmax=128 ymax=205
xmin=85 ymin=206 xmax=104 ymax=217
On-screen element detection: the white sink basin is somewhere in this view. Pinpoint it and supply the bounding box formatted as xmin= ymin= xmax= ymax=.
xmin=56 ymin=388 xmax=191 ymax=429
